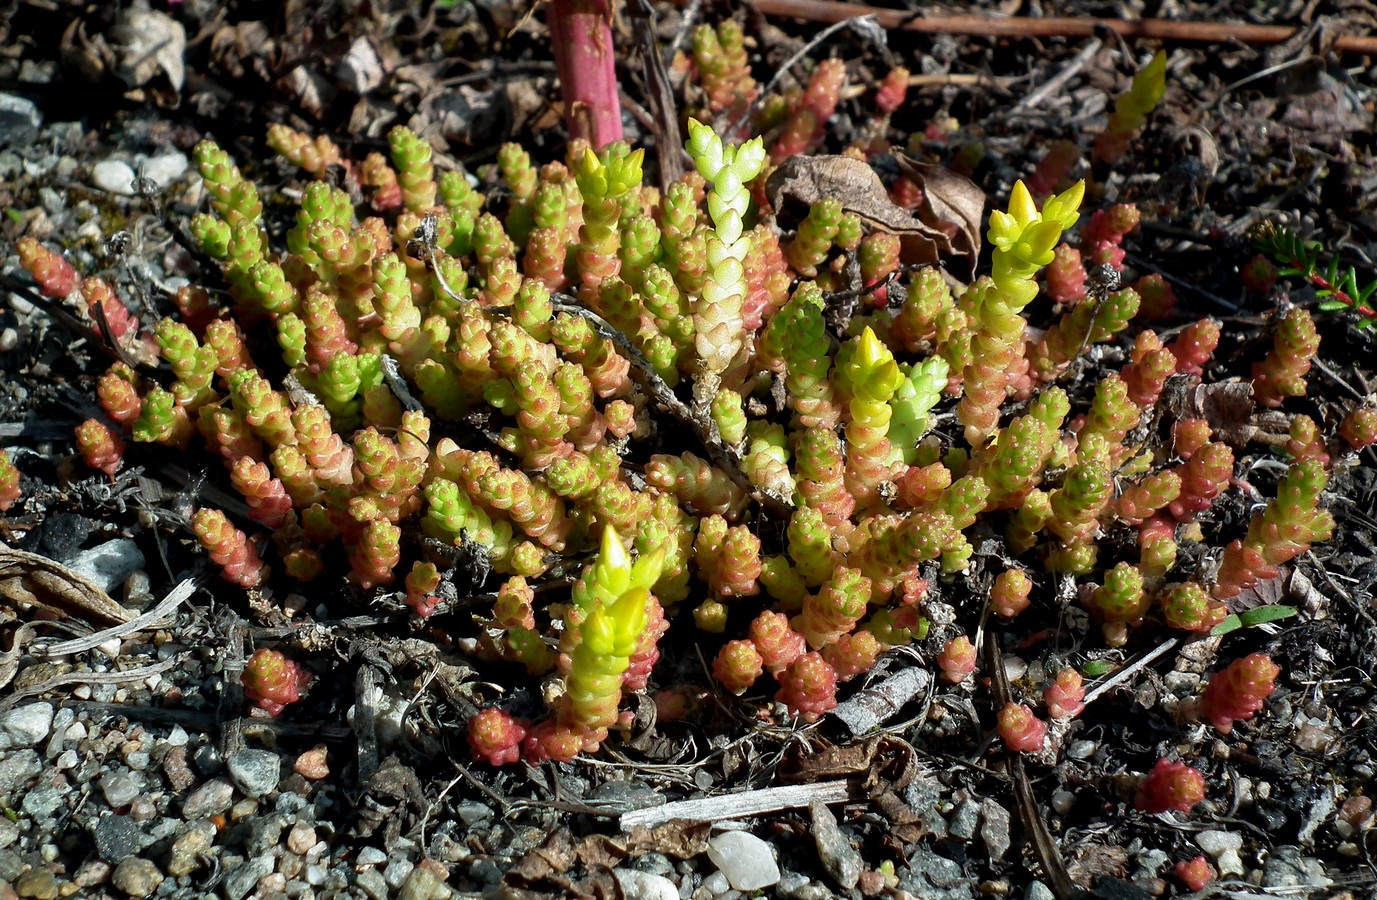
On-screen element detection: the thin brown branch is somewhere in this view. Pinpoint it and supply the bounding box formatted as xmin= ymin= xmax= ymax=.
xmin=748 ymin=0 xmax=1377 ymax=56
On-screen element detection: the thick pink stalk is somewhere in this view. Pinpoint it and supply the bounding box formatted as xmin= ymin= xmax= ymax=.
xmin=549 ymin=0 xmax=623 ymax=149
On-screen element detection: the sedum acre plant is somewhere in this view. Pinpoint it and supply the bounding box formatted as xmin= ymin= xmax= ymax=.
xmin=22 ymin=88 xmax=1339 ymax=763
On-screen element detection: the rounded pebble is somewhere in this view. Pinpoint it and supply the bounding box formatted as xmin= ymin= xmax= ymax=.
xmin=294 ymin=745 xmax=329 ymax=780
xmin=111 ymin=857 xmax=164 ymax=898
xmin=0 ymin=703 xmax=55 ymax=749
xmin=181 ymin=778 xmax=234 ymax=819
xmin=14 ymin=867 xmax=58 ymax=899
xmin=707 ymin=831 xmax=780 ymax=892
xmin=166 ymin=822 xmax=215 ymax=877
xmin=614 ymin=868 xmax=679 ymax=900
xmin=99 ymin=771 xmax=145 ymax=808
xmin=91 ymin=159 xmax=137 ymax=195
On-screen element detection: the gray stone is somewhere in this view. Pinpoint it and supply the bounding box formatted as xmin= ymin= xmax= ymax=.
xmin=182 ymin=778 xmax=234 ymax=818
xmin=0 ymin=93 xmax=41 ymax=147
xmin=809 ymin=801 xmax=861 ymax=889
xmin=0 ymin=749 xmax=42 ymax=794
xmin=0 ymin=702 xmax=54 ymax=748
xmin=64 ymin=539 xmax=145 ymax=595
xmin=1262 ymin=845 xmax=1330 ymax=888
xmin=0 ymin=817 xmax=18 ymax=849
xmin=699 ymin=871 xmax=730 ymax=895
xmin=454 ymin=802 xmax=493 ymax=826
xmin=0 ymin=847 xmax=23 ymax=881
xmin=613 ymin=868 xmax=679 ymax=900
xmin=246 ymin=816 xmax=285 ymax=855
xmin=356 ymin=866 xmax=389 ymax=899
xmin=1025 ymin=881 xmax=1056 ymax=900
xmin=383 ymin=858 xmax=414 ymax=889
xmin=707 ymin=830 xmax=779 ymax=892
xmin=356 ymin=845 xmax=388 ymax=868
xmin=99 ymin=771 xmax=145 ymax=808
xmin=226 ymin=749 xmax=280 ymax=798
xmin=20 ymin=784 xmax=66 ymax=820
xmin=630 ymin=853 xmax=673 ymax=878
xmin=44 ymin=708 xmax=74 ymax=759
xmin=589 ymin=779 xmax=664 ymax=813
xmin=222 ymin=855 xmax=275 ymax=900
xmin=111 ymin=857 xmax=164 ymax=898
xmin=948 ymin=798 xmax=981 ymax=840
xmin=980 ymin=798 xmax=1012 ymax=861
xmin=899 ymin=846 xmax=973 ymax=900
xmin=91 ymin=814 xmax=154 ymax=863
xmin=1132 ymin=848 xmax=1170 ymax=880
xmin=904 ymin=773 xmax=951 ymax=836
xmin=166 ymin=821 xmax=215 ymax=877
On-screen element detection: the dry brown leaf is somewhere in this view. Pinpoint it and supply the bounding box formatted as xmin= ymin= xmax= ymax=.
xmin=0 ymin=546 xmax=136 ymax=627
xmin=766 ymin=155 xmax=984 ymax=280
xmin=1066 ymin=842 xmax=1130 ymax=888
xmin=209 ymin=21 xmax=276 ymax=82
xmin=895 ymin=155 xmax=985 ymax=278
xmin=778 ymin=733 xmax=918 ymax=794
xmin=109 ymin=9 xmax=187 ymax=92
xmin=1168 ymin=380 xmax=1288 ymax=448
xmin=510 ymin=827 xmax=579 ymax=882
xmin=576 ymin=823 xmax=711 ymax=868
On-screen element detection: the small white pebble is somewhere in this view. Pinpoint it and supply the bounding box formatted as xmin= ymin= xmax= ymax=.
xmin=96 ymin=637 xmax=123 ymax=660
xmin=0 ymin=328 xmax=18 ymax=352
xmin=1002 ymin=655 xmax=1027 ymax=681
xmin=1051 ymin=790 xmax=1076 ymax=816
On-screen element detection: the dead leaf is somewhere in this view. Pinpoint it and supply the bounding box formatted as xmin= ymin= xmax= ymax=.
xmin=578 ymin=823 xmax=709 ymax=864
xmin=872 ymin=788 xmax=927 ymax=847
xmin=511 ymin=827 xmax=579 ymax=881
xmin=0 ymin=546 xmax=136 ymax=627
xmin=1065 ymin=842 xmax=1130 ymax=888
xmin=1167 ymin=379 xmax=1289 ymax=449
xmin=766 ymin=155 xmax=984 ymax=280
xmin=209 ymin=21 xmax=276 ymax=84
xmin=896 ymin=155 xmax=985 ymax=278
xmin=336 ymin=35 xmax=385 ymax=96
xmin=109 ymin=8 xmax=187 ymax=92
xmin=0 ymin=624 xmax=35 ymax=690
xmin=778 ymin=733 xmax=918 ymax=794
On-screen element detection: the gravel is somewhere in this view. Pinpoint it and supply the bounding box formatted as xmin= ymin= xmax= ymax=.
xmin=225 ymin=748 xmax=281 ymax=798
xmin=0 ymin=703 xmax=54 ymax=750
xmin=110 ymin=857 xmax=164 ymax=897
xmin=707 ymin=830 xmax=780 ymax=892
xmin=0 ymin=93 xmax=42 ymax=147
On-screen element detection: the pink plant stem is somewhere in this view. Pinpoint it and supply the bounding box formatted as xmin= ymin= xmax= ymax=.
xmin=549 ymin=0 xmax=624 ymax=149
